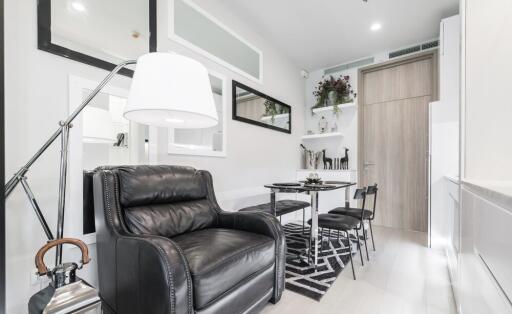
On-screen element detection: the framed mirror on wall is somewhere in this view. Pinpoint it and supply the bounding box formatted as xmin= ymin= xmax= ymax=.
xmin=168 ymin=70 xmax=228 ymax=157
xmin=37 ymin=0 xmax=157 ymax=76
xmin=66 ymin=76 xmax=151 ymax=244
xmin=232 ymin=80 xmax=292 ymax=134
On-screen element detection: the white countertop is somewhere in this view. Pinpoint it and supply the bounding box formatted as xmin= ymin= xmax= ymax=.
xmin=462 ymin=179 xmax=512 ymax=210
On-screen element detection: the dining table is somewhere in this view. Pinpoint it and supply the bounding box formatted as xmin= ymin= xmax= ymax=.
xmin=264 ymin=181 xmax=357 ymax=268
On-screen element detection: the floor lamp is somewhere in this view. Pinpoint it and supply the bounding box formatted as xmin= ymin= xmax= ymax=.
xmin=4 ymin=52 xmax=218 ymax=265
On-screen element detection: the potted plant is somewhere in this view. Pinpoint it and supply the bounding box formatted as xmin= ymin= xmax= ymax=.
xmin=312 ymin=75 xmax=356 ymax=116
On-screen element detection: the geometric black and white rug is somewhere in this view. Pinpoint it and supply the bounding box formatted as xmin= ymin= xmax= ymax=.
xmin=283 ymin=223 xmax=358 ymax=301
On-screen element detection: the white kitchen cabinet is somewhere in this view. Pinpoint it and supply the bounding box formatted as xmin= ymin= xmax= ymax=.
xmin=459 ymin=184 xmax=512 ymax=313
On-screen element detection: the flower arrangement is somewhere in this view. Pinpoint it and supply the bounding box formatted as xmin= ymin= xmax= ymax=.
xmin=312 ymin=75 xmax=355 ymax=116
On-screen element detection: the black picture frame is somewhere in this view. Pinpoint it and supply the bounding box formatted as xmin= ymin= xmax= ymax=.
xmin=232 ymin=80 xmax=292 ymax=134
xmin=37 ymin=0 xmax=157 ymax=77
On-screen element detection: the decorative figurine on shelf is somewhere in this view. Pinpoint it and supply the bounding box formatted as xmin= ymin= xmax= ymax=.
xmin=318 ymin=116 xmax=328 ymax=133
xmin=322 ymin=149 xmax=333 ymax=170
xmin=305 ymin=172 xmax=322 ymax=185
xmin=300 ymin=144 xmax=322 ymax=170
xmin=340 ymin=148 xmax=350 ymax=170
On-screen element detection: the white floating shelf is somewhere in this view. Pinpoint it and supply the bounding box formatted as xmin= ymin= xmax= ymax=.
xmin=312 ymin=102 xmax=356 ymax=114
xmin=301 ymin=132 xmax=344 ymax=140
xmin=261 ymin=113 xmax=288 ymax=122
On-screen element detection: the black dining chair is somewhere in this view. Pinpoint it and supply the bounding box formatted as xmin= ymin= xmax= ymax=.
xmin=329 ymin=184 xmax=378 ymax=254
xmin=307 ymin=188 xmax=367 ymax=280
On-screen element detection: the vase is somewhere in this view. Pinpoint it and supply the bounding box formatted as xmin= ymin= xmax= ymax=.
xmin=327 ymin=91 xmax=337 ymax=107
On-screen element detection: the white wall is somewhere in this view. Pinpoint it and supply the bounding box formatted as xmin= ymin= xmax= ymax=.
xmin=4 ymin=0 xmax=304 ymax=312
xmin=463 ymin=0 xmax=512 ymax=180
xmin=158 ymin=0 xmax=305 ymax=207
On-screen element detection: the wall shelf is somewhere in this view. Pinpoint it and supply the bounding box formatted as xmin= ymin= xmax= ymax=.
xmin=312 ymin=102 xmax=356 ymax=114
xmin=301 ymin=132 xmax=344 ymax=140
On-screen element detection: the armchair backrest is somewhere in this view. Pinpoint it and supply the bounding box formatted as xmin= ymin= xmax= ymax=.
xmin=96 ymin=165 xmax=220 ymax=238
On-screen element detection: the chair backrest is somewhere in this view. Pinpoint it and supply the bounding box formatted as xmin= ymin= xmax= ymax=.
xmin=112 ymin=165 xmax=219 ymax=238
xmin=366 ymin=184 xmax=378 ymax=219
xmin=353 ymin=188 xmax=367 ymax=222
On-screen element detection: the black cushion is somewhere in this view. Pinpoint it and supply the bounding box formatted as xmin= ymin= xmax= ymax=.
xmin=172 ymin=228 xmax=275 ymax=310
xmin=307 ymin=214 xmax=360 ymax=231
xmin=123 ymin=199 xmax=217 ymax=238
xmin=117 ymin=165 xmax=219 ymax=238
xmin=117 ymin=165 xmax=207 ymax=207
xmin=239 ymin=200 xmax=310 ymax=216
xmin=329 ymin=207 xmax=373 ymax=219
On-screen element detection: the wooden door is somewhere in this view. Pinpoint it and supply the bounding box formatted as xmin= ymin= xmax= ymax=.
xmin=359 ymin=55 xmax=436 ymax=232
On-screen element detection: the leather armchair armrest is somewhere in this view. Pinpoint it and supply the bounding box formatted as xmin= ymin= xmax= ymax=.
xmin=116 ymin=235 xmax=193 ymax=314
xmin=217 ymin=211 xmax=286 ymax=303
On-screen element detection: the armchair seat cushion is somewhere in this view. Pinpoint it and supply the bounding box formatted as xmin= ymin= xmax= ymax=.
xmin=172 ymin=228 xmax=275 ymax=310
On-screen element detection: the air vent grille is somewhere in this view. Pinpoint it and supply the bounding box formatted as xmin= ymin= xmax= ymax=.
xmin=421 ymin=40 xmax=439 ymax=50
xmin=389 ymin=39 xmax=439 ymax=59
xmin=324 ymin=57 xmax=375 ymax=75
xmin=389 ymin=45 xmax=421 ymax=59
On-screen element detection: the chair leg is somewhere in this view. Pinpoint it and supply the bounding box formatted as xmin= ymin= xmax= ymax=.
xmin=309 ymin=226 xmax=313 ymax=265
xmin=346 ymin=231 xmax=356 ymax=280
xmin=302 ymin=208 xmax=306 ymax=235
xmin=279 ymin=216 xmax=282 ymax=224
xmin=369 ymin=220 xmax=376 ymax=251
xmin=355 ymin=229 xmax=364 ymax=266
xmin=320 ymin=228 xmax=325 ymax=254
xmin=362 ymin=222 xmax=370 ymax=261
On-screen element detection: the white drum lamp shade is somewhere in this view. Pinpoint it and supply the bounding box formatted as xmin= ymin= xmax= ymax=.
xmin=124 ymin=53 xmax=219 ymax=128
xmin=82 ymin=107 xmax=117 ymax=143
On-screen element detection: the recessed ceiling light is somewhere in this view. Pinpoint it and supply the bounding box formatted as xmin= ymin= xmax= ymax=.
xmin=371 ymin=23 xmax=382 ymax=31
xmin=71 ymin=1 xmax=86 ymax=12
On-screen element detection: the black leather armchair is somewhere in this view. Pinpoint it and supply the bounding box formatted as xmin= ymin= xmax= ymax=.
xmin=92 ymin=165 xmax=285 ymax=314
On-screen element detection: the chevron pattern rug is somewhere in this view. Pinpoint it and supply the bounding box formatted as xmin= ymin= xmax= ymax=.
xmin=283 ymin=223 xmax=358 ymax=301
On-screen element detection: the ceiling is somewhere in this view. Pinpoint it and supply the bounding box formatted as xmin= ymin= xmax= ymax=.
xmin=217 ymin=0 xmax=459 ymax=70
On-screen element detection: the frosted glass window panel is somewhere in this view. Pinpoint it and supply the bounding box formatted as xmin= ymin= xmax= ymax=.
xmin=168 ymin=72 xmax=227 ymax=157
xmin=172 ymin=0 xmax=262 ymax=82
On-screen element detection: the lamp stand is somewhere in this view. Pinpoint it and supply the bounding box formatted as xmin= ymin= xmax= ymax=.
xmin=4 ymin=60 xmax=136 ymax=265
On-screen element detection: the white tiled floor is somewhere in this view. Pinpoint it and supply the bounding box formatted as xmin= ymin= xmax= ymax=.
xmin=262 ymin=225 xmax=457 ymax=314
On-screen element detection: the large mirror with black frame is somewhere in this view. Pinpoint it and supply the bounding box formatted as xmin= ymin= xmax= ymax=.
xmin=37 ymin=0 xmax=156 ymax=77
xmin=232 ymin=80 xmax=291 ymax=134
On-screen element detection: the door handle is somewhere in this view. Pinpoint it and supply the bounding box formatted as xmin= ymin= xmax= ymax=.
xmin=364 ymin=162 xmax=375 ymax=167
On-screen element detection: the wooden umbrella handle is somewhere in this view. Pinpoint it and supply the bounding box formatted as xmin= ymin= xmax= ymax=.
xmin=35 ymin=238 xmax=90 ymax=275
